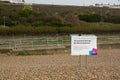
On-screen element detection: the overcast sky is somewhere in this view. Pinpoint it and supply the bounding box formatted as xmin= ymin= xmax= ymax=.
xmin=25 ymin=0 xmax=120 ymax=6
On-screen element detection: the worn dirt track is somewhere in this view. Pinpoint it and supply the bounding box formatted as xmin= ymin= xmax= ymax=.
xmin=0 ymin=49 xmax=120 ymax=80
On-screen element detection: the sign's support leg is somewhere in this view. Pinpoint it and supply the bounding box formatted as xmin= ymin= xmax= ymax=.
xmin=79 ymin=55 xmax=82 ymax=71
xmin=86 ymin=55 xmax=88 ymax=70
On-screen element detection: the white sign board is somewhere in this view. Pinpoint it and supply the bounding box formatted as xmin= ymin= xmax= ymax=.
xmin=71 ymin=35 xmax=97 ymax=55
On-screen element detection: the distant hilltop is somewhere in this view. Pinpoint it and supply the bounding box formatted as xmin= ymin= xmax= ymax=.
xmin=0 ymin=0 xmax=120 ymax=9
xmin=0 ymin=0 xmax=24 ymax=3
xmin=95 ymin=4 xmax=120 ymax=9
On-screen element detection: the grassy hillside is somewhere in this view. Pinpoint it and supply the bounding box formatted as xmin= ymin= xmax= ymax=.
xmin=0 ymin=2 xmax=120 ymax=35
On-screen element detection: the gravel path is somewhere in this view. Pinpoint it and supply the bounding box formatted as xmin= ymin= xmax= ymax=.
xmin=0 ymin=49 xmax=120 ymax=80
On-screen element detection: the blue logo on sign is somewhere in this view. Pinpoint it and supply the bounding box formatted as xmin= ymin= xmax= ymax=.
xmin=89 ymin=48 xmax=98 ymax=55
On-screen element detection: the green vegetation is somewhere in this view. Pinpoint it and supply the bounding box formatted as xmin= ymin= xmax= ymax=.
xmin=19 ymin=5 xmax=33 ymax=17
xmin=0 ymin=49 xmax=10 ymax=53
xmin=78 ymin=14 xmax=101 ymax=22
xmin=0 ymin=3 xmax=120 ymax=35
xmin=0 ymin=23 xmax=120 ymax=35
xmin=15 ymin=51 xmax=32 ymax=56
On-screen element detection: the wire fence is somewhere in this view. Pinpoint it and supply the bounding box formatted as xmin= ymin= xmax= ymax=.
xmin=0 ymin=35 xmax=120 ymax=51
xmin=0 ymin=36 xmax=70 ymax=50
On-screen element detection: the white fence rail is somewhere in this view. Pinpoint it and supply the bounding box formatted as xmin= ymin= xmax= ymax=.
xmin=0 ymin=37 xmax=70 ymax=50
xmin=0 ymin=35 xmax=120 ymax=50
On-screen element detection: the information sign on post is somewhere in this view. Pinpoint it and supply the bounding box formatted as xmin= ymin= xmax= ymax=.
xmin=71 ymin=34 xmax=97 ymax=71
xmin=71 ymin=35 xmax=97 ymax=55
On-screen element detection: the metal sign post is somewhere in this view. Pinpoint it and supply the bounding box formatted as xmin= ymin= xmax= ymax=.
xmin=86 ymin=55 xmax=88 ymax=70
xmin=79 ymin=55 xmax=82 ymax=71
